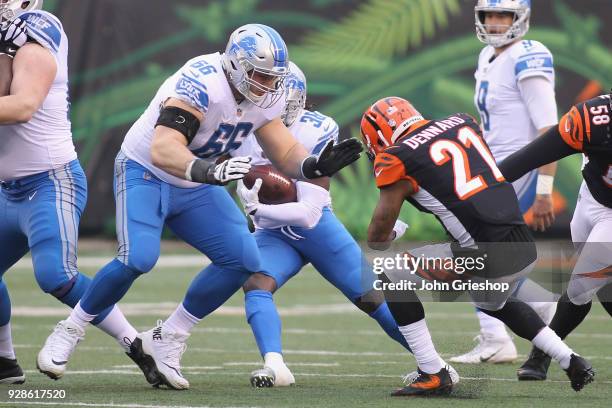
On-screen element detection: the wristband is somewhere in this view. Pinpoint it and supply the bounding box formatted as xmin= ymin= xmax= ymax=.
xmin=185 ymin=159 xmax=197 ymax=181
xmin=536 ymin=175 xmax=554 ymax=195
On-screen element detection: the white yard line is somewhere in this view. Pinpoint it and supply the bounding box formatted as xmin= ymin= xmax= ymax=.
xmin=11 ymin=304 xmax=612 ymax=321
xmin=17 ymin=369 xmax=612 ymax=386
xmin=12 ymin=255 xmax=210 ymax=269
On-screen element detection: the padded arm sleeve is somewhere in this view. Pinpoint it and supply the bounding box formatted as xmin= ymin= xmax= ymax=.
xmin=254 ymin=181 xmax=331 ymax=229
xmin=499 ymin=126 xmax=578 ymax=183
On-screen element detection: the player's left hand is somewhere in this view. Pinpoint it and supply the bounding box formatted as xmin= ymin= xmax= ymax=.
xmin=301 ymin=138 xmax=363 ymax=178
xmin=0 ymin=18 xmax=27 ymax=57
xmin=530 ymin=194 xmax=555 ymax=232
xmin=237 ymin=178 xmax=262 ymax=215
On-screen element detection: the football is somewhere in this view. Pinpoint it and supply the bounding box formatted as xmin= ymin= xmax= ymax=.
xmin=243 ymin=164 xmax=297 ymax=204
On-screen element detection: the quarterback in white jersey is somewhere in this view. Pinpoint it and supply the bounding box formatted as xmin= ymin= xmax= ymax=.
xmin=38 ymin=24 xmax=362 ymax=390
xmin=451 ymin=0 xmax=559 ymax=366
xmin=0 ymin=1 xmax=140 ymax=385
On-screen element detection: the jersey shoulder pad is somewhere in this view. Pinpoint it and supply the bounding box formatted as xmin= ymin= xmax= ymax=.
xmin=373 ymin=150 xmax=418 ymax=191
xmin=511 ymin=40 xmax=554 ymax=81
xmin=559 ymin=95 xmax=612 ymax=151
xmin=21 ymin=10 xmax=63 ymax=54
xmin=172 ymin=55 xmax=221 ymax=113
xmin=310 ymin=113 xmax=339 ymax=155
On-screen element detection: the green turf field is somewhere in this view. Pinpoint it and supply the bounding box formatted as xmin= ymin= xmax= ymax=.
xmin=1 ymin=250 xmax=610 ymax=408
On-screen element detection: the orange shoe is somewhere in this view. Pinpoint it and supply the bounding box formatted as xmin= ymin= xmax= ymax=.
xmin=391 ymin=367 xmax=453 ymax=396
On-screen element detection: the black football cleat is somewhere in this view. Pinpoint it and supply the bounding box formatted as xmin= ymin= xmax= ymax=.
xmin=391 ymin=367 xmax=453 ymax=397
xmin=564 ymin=354 xmax=595 ymax=392
xmin=0 ymin=356 xmax=25 ymax=384
xmin=517 ymin=347 xmax=551 ymax=381
xmin=125 ymin=337 xmax=162 ymax=387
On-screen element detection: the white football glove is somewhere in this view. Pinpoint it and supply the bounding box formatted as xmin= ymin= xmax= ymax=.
xmin=0 ymin=18 xmax=27 ymax=57
xmin=237 ymin=178 xmax=262 ymax=215
xmin=213 ymin=156 xmax=251 ymax=184
xmin=392 ymin=220 xmax=409 ymax=241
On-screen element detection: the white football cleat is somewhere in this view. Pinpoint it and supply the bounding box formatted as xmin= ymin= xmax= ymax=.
xmin=37 ymin=320 xmax=84 ymax=380
xmin=250 ymin=352 xmax=295 ymax=387
xmin=449 ymin=333 xmax=517 ymax=364
xmin=403 ymin=360 xmax=460 ymax=385
xmin=138 ymin=321 xmax=190 ymax=390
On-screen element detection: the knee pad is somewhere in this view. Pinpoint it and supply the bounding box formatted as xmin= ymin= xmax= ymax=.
xmin=33 ymin=256 xmax=75 ymax=294
xmin=123 ymin=241 xmax=160 ymax=274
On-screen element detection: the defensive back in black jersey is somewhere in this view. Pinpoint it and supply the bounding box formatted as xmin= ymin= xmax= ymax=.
xmin=374 ymin=113 xmax=524 ymax=245
xmin=558 ymin=94 xmax=612 ymax=207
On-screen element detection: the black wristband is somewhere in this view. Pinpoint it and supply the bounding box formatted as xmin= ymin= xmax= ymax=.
xmin=189 ymin=158 xmax=220 ymax=185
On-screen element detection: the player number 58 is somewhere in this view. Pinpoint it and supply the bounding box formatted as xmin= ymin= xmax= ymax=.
xmin=590 ymin=105 xmax=610 ymax=125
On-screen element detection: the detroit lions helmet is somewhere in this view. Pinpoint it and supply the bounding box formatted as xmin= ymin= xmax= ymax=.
xmin=0 ymin=0 xmax=43 ymax=23
xmin=222 ymin=24 xmax=289 ymax=109
xmin=475 ymin=0 xmax=531 ymax=48
xmin=281 ymin=61 xmax=307 ymax=127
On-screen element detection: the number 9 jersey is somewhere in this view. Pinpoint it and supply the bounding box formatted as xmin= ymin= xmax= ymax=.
xmin=373 ymin=113 xmax=524 ymax=246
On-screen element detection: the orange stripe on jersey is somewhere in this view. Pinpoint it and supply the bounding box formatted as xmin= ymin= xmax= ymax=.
xmin=558 ymin=106 xmax=584 ymax=151
xmin=582 ymin=103 xmax=591 ymax=142
xmin=374 ymin=152 xmax=419 ymax=191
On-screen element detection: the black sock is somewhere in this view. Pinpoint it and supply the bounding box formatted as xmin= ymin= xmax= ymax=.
xmin=549 ymin=293 xmax=592 ymax=339
xmin=481 ymin=299 xmax=545 ymax=341
xmin=381 ymin=273 xmax=425 ymax=326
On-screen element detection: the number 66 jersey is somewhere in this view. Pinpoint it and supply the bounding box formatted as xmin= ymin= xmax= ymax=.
xmin=121 ymin=52 xmax=283 ymax=188
xmin=374 ymin=113 xmax=524 ymax=246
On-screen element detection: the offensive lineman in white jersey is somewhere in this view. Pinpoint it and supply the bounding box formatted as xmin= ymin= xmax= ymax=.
xmin=0 ymin=1 xmax=143 ymax=384
xmin=38 ymin=24 xmax=362 ymax=389
xmin=451 ymin=0 xmax=560 ymax=365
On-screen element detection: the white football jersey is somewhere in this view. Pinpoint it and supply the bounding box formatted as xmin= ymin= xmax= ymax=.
xmin=0 ymin=10 xmax=76 ymax=181
xmin=474 ymin=40 xmax=555 ymax=162
xmin=233 ymin=109 xmax=339 ymax=166
xmin=233 ymin=108 xmax=338 ymax=230
xmin=121 ymin=52 xmax=284 ymax=188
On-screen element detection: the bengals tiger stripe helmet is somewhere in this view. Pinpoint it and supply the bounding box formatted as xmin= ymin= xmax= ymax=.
xmin=360 ymin=97 xmax=425 ymax=160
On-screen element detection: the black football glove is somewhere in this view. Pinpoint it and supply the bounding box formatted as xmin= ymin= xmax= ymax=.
xmin=301 ymin=138 xmax=363 ymax=179
xmin=0 ymin=18 xmax=27 ymax=58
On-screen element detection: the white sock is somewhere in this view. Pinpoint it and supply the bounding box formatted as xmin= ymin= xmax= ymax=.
xmin=532 ymin=326 xmax=573 ymax=369
xmin=0 ymin=323 xmax=15 ymax=359
xmin=163 ymin=303 xmax=200 ymax=335
xmin=94 ymin=306 xmax=138 ymax=352
xmin=398 ymin=319 xmax=443 ymax=374
xmin=477 ymin=310 xmax=511 ymax=339
xmin=514 ymin=279 xmax=558 ymax=303
xmin=264 ymin=352 xmax=285 ymax=369
xmin=68 ymin=301 xmax=97 ymax=331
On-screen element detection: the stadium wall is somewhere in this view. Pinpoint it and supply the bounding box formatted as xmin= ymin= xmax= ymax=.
xmin=42 ymin=0 xmax=611 ymax=239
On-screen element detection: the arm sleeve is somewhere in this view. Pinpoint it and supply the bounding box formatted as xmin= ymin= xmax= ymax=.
xmin=499 ymin=125 xmax=578 ymax=182
xmin=518 ymin=76 xmax=558 ymax=131
xmin=253 ymin=181 xmax=331 ymax=229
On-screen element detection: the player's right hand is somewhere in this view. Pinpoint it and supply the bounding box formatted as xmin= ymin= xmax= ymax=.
xmin=213 ymin=156 xmax=251 ymax=184
xmin=0 ymin=18 xmax=27 ymax=57
xmin=237 ymin=178 xmax=262 ymax=215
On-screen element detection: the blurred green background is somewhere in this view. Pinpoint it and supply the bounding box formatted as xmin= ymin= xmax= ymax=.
xmin=43 ymin=0 xmax=611 ymax=240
